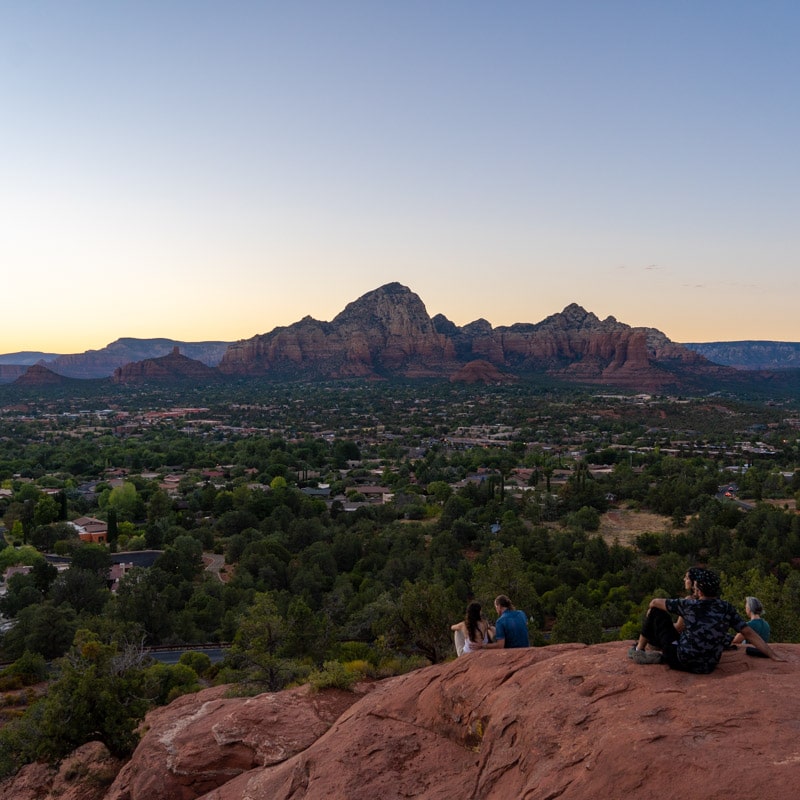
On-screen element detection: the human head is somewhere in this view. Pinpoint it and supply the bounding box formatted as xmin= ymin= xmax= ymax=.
xmin=693 ymin=569 xmax=721 ymax=598
xmin=684 ymin=567 xmax=703 ymax=594
xmin=494 ymin=595 xmax=513 ymax=613
xmin=745 ymin=596 xmax=764 ymax=616
xmin=465 ymin=601 xmax=482 ymax=625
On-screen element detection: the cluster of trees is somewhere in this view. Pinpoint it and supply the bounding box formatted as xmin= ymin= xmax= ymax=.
xmin=0 ymin=380 xmax=798 ymax=776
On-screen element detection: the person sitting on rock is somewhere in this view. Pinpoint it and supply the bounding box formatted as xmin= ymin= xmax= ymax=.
xmin=472 ymin=594 xmax=529 ymax=649
xmin=730 ymin=596 xmax=771 ymax=657
xmin=628 ymin=569 xmax=781 ymax=672
xmin=451 ymin=601 xmax=493 ymax=656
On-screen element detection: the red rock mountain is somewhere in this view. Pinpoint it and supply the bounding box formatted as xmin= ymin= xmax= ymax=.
xmin=1 ymin=284 xmax=766 ymax=392
xmin=111 ymin=347 xmax=222 ymax=384
xmin=218 ymin=283 xmax=732 ymax=391
xmin=4 ymin=643 xmax=797 ymax=800
xmin=219 ymin=283 xmax=460 ymax=379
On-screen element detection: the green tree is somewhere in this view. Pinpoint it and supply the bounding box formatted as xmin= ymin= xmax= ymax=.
xmin=225 ymin=592 xmax=303 ymax=691
xmin=34 ymin=630 xmax=151 ymax=759
xmin=388 ymin=580 xmax=461 ymax=664
xmin=550 ymin=597 xmax=604 ymax=645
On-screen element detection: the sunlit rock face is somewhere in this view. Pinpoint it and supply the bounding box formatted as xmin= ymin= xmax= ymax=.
xmin=217 ymin=284 xmax=730 ymax=390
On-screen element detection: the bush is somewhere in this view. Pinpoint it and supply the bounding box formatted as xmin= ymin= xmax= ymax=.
xmin=307 ymin=661 xmax=359 ymax=691
xmin=178 ymin=651 xmax=212 ymax=677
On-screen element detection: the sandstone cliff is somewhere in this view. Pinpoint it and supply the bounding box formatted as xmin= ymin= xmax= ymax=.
xmin=218 ymin=284 xmax=734 ymax=391
xmin=4 ymin=643 xmax=797 ymax=800
xmin=218 ymin=283 xmax=459 ymax=379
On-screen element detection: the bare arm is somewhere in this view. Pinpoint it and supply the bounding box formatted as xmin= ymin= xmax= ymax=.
xmin=740 ymin=625 xmax=783 ymax=661
xmin=475 ymin=638 xmax=505 ymax=649
xmin=648 ymin=598 xmax=668 ymax=613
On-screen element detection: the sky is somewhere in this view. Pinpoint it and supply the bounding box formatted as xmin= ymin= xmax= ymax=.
xmin=2 ymin=1 xmax=799 ymax=354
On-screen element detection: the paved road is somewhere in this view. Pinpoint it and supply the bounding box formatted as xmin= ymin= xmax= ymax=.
xmin=203 ymin=552 xmax=226 ymax=581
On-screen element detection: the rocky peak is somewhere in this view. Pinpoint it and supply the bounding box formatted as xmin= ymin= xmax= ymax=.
xmin=111 ymin=349 xmax=221 ymax=384
xmin=13 ymin=364 xmax=68 ymax=386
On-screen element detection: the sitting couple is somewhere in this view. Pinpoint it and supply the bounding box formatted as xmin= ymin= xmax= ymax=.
xmin=630 ymin=567 xmax=782 ymax=673
xmin=451 ymin=594 xmax=530 ymax=655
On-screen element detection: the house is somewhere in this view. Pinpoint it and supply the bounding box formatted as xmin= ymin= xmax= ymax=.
xmin=68 ymin=516 xmax=108 ymax=544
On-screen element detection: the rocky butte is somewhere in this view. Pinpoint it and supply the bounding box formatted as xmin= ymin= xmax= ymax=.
xmin=3 ymin=642 xmax=797 ymax=800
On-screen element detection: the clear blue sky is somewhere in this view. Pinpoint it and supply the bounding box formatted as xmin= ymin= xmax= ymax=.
xmin=2 ymin=1 xmax=798 ymax=353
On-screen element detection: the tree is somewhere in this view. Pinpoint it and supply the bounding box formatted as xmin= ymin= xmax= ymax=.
xmin=550 ymin=597 xmax=604 ymax=645
xmin=1 ymin=601 xmax=78 ymax=661
xmin=104 ymin=482 xmax=141 ymax=522
xmin=471 ymin=545 xmax=541 ymax=627
xmin=33 ymin=630 xmax=151 ymax=759
xmin=225 ymin=592 xmax=303 ymax=691
xmin=388 ymin=580 xmax=461 ymax=664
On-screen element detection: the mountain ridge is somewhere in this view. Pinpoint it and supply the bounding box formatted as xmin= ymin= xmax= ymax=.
xmin=2 ymin=284 xmax=799 ymax=392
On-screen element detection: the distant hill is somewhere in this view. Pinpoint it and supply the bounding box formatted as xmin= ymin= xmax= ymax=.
xmin=683 ymin=341 xmax=800 ymax=370
xmin=0 ymin=338 xmax=232 ymax=381
xmin=0 ymin=351 xmax=61 ymax=365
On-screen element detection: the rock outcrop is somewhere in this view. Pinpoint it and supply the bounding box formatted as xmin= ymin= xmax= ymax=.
xmin=218 ymin=284 xmax=735 ymax=391
xmin=44 ymin=339 xmax=231 ymax=379
xmin=13 ymin=364 xmax=70 ymax=386
xmin=111 ymin=348 xmax=222 ymax=384
xmin=4 ymin=643 xmax=796 ymax=800
xmin=449 ymin=359 xmax=513 ymax=384
xmin=218 ymin=283 xmax=459 ymax=379
xmin=1 ymin=285 xmax=789 ymax=392
xmin=0 ymin=364 xmax=34 ymax=384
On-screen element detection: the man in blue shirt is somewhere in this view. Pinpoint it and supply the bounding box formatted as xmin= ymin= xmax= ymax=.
xmin=479 ymin=594 xmax=529 ymax=649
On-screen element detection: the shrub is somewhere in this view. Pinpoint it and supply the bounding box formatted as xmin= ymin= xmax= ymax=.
xmin=307 ymin=661 xmax=358 ymax=691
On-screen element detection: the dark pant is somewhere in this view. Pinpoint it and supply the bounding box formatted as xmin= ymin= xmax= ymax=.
xmin=641 ymin=607 xmax=681 ymax=668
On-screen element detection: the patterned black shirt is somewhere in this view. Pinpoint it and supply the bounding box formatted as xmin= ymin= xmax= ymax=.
xmin=665 ymin=597 xmax=748 ymax=674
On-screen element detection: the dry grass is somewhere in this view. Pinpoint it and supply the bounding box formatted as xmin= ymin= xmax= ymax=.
xmin=598 ymin=508 xmax=673 ymax=548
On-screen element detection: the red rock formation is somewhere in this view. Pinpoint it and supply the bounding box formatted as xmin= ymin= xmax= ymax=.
xmin=13 ymin=364 xmax=69 ymax=386
xmin=218 ymin=286 xmax=733 ymax=391
xmin=202 ymin=643 xmax=800 ymax=800
xmin=4 ymin=643 xmax=796 ymax=800
xmin=44 ymin=339 xmax=231 ymax=379
xmin=0 ymin=741 xmax=122 ymax=800
xmin=0 ymin=364 xmax=28 ymax=384
xmin=449 ymin=359 xmax=513 ymax=384
xmin=112 ymin=347 xmax=222 ymax=384
xmin=218 ymin=283 xmax=460 ymax=379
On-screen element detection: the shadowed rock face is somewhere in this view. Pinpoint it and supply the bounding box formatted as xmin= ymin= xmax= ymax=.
xmin=111 ymin=347 xmax=222 ymax=384
xmin=4 ymin=643 xmax=797 ymax=800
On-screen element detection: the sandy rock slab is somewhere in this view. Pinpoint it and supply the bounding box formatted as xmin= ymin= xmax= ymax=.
xmin=104 ymin=683 xmax=367 ymax=800
xmin=200 ymin=643 xmax=800 ymax=800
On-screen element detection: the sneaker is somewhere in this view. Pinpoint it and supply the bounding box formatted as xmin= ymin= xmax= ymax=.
xmin=627 ymin=646 xmax=638 ymax=660
xmin=631 ymin=649 xmax=663 ymax=665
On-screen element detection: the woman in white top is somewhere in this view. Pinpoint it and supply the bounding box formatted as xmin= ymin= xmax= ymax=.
xmin=451 ymin=601 xmax=493 ymax=656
